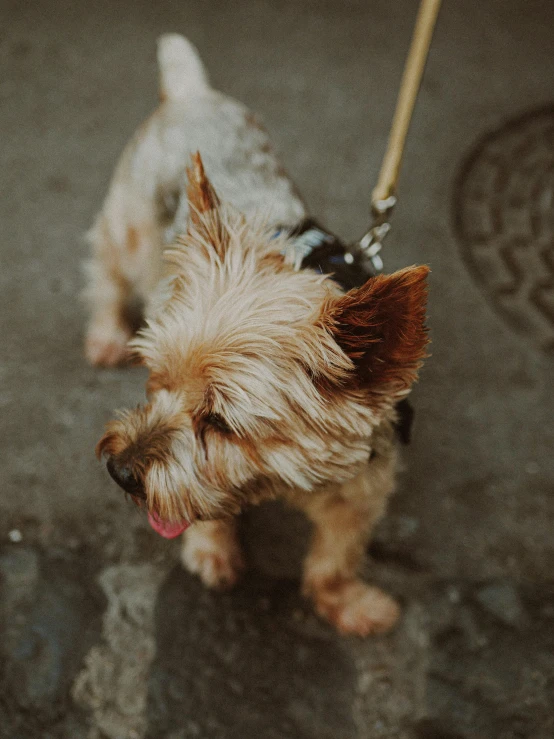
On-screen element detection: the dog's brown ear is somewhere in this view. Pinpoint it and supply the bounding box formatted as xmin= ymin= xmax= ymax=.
xmin=186 ymin=152 xmax=220 ymax=218
xmin=186 ymin=152 xmax=227 ymax=256
xmin=322 ymin=266 xmax=430 ymax=404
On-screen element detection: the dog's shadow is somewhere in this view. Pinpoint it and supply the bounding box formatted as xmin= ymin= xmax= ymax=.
xmin=145 ymin=505 xmax=358 ymax=739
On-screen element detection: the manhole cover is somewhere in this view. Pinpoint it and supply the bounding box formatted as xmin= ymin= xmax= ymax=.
xmin=454 ymin=106 xmax=554 ymax=352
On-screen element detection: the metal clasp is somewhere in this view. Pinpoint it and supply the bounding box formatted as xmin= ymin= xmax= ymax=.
xmin=355 ymin=195 xmax=397 ymax=273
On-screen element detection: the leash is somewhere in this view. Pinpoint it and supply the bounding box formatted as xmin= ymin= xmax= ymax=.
xmin=357 ymin=0 xmax=442 ymax=272
xmin=282 ymin=2 xmax=441 ymax=447
xmin=283 ymin=0 xmax=442 ymax=281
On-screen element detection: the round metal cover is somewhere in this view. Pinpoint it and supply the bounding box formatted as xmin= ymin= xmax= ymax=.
xmin=454 ymin=107 xmax=554 ymax=352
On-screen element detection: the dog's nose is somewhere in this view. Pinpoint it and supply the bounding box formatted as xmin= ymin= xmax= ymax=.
xmin=106 ymin=456 xmax=146 ymax=499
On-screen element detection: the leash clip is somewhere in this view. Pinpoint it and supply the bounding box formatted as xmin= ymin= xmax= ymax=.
xmin=356 ymin=195 xmax=397 ymax=273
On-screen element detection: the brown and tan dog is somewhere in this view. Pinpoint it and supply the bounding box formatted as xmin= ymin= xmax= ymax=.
xmin=86 ymin=34 xmax=429 ymax=636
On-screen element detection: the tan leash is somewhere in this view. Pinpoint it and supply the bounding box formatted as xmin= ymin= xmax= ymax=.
xmin=358 ymin=0 xmax=442 ymax=271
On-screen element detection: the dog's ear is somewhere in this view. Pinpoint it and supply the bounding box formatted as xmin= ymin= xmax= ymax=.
xmin=186 ymin=152 xmax=220 ymax=218
xmin=321 ymin=266 xmax=429 ymax=405
xmin=186 ymin=152 xmax=227 ymax=256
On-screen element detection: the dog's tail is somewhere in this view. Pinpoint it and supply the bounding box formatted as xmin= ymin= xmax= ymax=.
xmin=157 ymin=34 xmax=210 ymax=101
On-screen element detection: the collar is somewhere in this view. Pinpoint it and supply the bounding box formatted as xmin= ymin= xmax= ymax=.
xmin=278 ymin=218 xmax=379 ymax=291
xmin=279 ymin=218 xmax=414 ymax=447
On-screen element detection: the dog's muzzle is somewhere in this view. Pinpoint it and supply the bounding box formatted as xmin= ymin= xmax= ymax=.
xmin=106 ymin=456 xmax=146 ymax=499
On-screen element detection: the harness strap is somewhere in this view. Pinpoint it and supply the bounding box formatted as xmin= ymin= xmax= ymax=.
xmin=279 ymin=221 xmax=415 ymax=446
xmin=279 ymin=218 xmax=379 ymax=290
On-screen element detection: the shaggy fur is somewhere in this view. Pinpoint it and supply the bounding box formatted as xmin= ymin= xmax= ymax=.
xmin=87 ymin=34 xmax=429 ymax=636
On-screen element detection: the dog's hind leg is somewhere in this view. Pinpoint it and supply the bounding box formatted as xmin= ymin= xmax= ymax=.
xmin=83 ymin=204 xmax=163 ymax=366
xmin=83 ymin=35 xmax=212 ymax=366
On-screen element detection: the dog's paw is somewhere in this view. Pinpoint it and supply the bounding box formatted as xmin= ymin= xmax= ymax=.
xmin=310 ymin=579 xmax=400 ymax=636
xmin=181 ymin=527 xmax=245 ymax=590
xmin=85 ymin=324 xmax=132 ymax=367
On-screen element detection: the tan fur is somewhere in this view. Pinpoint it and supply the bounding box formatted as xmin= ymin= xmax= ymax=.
xmin=181 ymin=519 xmax=245 ymax=590
xmin=87 ymin=35 xmax=429 ymax=636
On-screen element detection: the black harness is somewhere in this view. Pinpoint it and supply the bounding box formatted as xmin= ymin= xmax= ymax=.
xmin=280 ymin=218 xmax=378 ymax=290
xmin=282 ymin=218 xmax=414 ymax=446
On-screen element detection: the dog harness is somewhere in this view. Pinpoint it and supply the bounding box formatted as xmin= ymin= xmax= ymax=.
xmin=278 ymin=0 xmax=441 ymax=452
xmin=279 ymin=218 xmax=380 ymax=290
xmin=281 ymin=218 xmax=414 ymax=447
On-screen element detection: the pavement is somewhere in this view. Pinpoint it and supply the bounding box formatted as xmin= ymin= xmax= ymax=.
xmin=1 ymin=0 xmax=553 ymax=737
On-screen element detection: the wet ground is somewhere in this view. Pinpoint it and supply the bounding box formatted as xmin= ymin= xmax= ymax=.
xmin=1 ymin=0 xmax=553 ymax=737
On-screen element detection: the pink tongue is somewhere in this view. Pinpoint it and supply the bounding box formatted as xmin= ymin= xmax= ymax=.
xmin=148 ymin=511 xmax=190 ymax=539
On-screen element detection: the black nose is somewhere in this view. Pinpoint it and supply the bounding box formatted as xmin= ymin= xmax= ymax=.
xmin=106 ymin=456 xmax=146 ymax=499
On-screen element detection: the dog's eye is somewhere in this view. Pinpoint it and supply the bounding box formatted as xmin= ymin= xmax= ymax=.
xmin=204 ymin=412 xmax=232 ymax=434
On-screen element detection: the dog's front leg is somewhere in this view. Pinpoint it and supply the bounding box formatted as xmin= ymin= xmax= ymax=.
xmin=301 ymin=466 xmax=400 ymax=636
xmin=181 ymin=518 xmax=245 ymax=590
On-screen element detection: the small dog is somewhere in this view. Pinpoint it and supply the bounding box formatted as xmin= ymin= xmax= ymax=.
xmin=85 ymin=34 xmax=429 ymax=636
